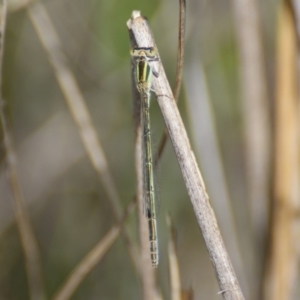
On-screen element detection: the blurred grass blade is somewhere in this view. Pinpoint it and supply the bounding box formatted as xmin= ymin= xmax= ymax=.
xmin=184 ymin=57 xmax=248 ymax=296
xmin=53 ymin=199 xmax=135 ymax=300
xmin=27 ymin=1 xmax=140 ymax=273
xmin=263 ymin=2 xmax=300 ymax=299
xmin=231 ymin=0 xmax=271 ymax=265
xmin=0 ymin=1 xmax=46 ymax=299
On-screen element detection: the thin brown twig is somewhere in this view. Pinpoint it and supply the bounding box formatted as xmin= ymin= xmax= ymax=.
xmin=166 ymin=214 xmax=181 ymax=300
xmin=127 ymin=11 xmax=245 ymax=300
xmin=53 ymin=198 xmax=136 ymax=300
xmin=173 ymin=0 xmax=186 ymax=102
xmin=27 ymin=1 xmax=141 ymax=274
xmin=154 ymin=0 xmax=186 ymax=165
xmin=0 ymin=1 xmax=46 ymax=299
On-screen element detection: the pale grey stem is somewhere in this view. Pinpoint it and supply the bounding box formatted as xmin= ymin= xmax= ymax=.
xmin=127 ymin=11 xmax=245 ymax=300
xmin=0 ymin=1 xmax=46 ymax=300
xmin=27 ymin=2 xmax=141 ymax=273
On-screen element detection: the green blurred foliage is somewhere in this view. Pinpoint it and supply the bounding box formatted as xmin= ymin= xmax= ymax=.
xmin=94 ymin=0 xmax=160 ymax=58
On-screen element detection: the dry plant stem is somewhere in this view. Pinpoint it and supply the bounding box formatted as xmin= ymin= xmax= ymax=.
xmin=0 ymin=2 xmax=46 ymax=300
xmin=27 ymin=2 xmax=141 ymax=273
xmin=263 ymin=2 xmax=300 ymax=299
xmin=231 ymin=0 xmax=271 ymax=254
xmin=155 ymin=0 xmax=186 ymax=165
xmin=133 ymin=84 xmax=160 ymax=300
xmin=166 ymin=214 xmax=181 ymax=300
xmin=127 ymin=11 xmax=245 ymax=300
xmin=53 ymin=199 xmax=136 ymax=300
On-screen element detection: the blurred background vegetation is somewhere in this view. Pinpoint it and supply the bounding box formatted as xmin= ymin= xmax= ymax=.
xmin=1 ymin=0 xmax=300 ymax=299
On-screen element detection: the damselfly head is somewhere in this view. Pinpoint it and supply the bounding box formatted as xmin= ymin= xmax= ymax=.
xmin=130 ymin=47 xmax=159 ymax=61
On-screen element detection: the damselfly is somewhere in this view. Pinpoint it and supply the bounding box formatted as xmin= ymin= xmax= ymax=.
xmin=131 ymin=46 xmax=159 ymax=267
